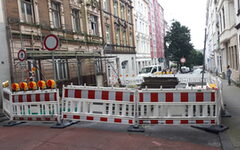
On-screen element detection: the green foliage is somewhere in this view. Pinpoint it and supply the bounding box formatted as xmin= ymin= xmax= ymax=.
xmin=165 ymin=21 xmax=203 ymax=67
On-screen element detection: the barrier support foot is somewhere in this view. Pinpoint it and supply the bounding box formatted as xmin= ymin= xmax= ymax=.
xmin=221 ymin=109 xmax=231 ymax=117
xmin=51 ymin=120 xmax=79 ymax=129
xmin=3 ymin=121 xmax=25 ymax=127
xmin=191 ymin=125 xmax=229 ymax=134
xmin=128 ymin=125 xmax=145 ymax=132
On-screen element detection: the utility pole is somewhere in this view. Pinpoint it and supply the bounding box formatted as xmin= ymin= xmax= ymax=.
xmin=201 ymin=28 xmax=207 ymax=88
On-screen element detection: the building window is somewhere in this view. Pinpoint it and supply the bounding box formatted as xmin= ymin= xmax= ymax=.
xmin=114 ymin=1 xmax=118 ymax=16
xmin=51 ymin=1 xmax=61 ymax=28
xmin=21 ymin=0 xmax=34 ymax=23
xmin=238 ymin=0 xmax=240 ymax=14
xmin=115 ymin=28 xmax=120 ymax=45
xmin=120 ymin=3 xmax=125 ymax=19
xmin=122 ymin=31 xmax=127 ymax=45
xmin=219 ymin=14 xmax=222 ymax=32
xmin=90 ymin=15 xmax=98 ymax=35
xmin=131 ymin=57 xmax=135 ymax=72
xmin=105 ymin=25 xmax=111 ymax=44
xmin=55 ymin=59 xmax=68 ymax=80
xmin=222 ymin=7 xmax=226 ymax=29
xmin=127 ymin=8 xmax=132 ymax=23
xmin=72 ymin=9 xmax=81 ymax=32
xmin=129 ymin=32 xmax=133 ymax=46
xmin=236 ymin=45 xmax=239 ymax=70
xmin=103 ymin=0 xmax=109 ymax=11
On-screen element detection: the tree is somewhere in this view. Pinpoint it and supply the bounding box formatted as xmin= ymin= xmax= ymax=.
xmin=165 ymin=21 xmax=195 ymax=68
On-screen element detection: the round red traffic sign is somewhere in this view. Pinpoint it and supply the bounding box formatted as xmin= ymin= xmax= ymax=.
xmin=43 ymin=34 xmax=59 ymax=51
xmin=180 ymin=57 xmax=186 ymax=63
xmin=18 ymin=50 xmax=27 ymax=61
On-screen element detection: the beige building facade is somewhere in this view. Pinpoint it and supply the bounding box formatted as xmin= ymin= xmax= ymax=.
xmin=101 ymin=0 xmax=136 ymax=85
xmin=4 ymin=0 xmax=104 ymax=86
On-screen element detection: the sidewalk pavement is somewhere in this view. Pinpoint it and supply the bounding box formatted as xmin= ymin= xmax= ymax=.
xmin=220 ymin=79 xmax=240 ymax=150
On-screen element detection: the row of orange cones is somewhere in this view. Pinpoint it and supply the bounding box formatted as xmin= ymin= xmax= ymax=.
xmin=11 ymin=80 xmax=56 ymax=92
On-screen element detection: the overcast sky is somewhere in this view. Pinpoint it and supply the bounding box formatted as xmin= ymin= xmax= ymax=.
xmin=158 ymin=0 xmax=207 ymax=50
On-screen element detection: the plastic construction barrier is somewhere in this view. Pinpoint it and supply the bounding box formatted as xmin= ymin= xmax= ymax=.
xmin=62 ymin=85 xmax=136 ymax=125
xmin=137 ymin=88 xmax=220 ymax=125
xmin=2 ymin=88 xmax=60 ymax=123
xmin=62 ymin=84 xmax=221 ymax=127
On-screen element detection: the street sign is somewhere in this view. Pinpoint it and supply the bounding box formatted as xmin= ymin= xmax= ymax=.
xmin=18 ymin=50 xmax=26 ymax=61
xmin=43 ymin=34 xmax=59 ymax=51
xmin=180 ymin=57 xmax=186 ymax=63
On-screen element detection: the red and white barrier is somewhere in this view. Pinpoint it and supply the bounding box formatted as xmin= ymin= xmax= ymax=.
xmin=62 ymin=85 xmax=136 ymax=125
xmin=2 ymin=88 xmax=60 ymax=122
xmin=137 ymin=89 xmax=219 ymax=125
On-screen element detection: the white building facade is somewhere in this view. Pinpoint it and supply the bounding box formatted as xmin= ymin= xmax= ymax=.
xmin=133 ymin=0 xmax=151 ymax=74
xmin=0 ymin=0 xmax=11 ymax=107
xmin=206 ymin=0 xmax=240 ymax=84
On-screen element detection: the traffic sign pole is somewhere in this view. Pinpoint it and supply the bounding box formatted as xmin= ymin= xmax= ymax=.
xmin=43 ymin=34 xmax=59 ymax=82
xmin=18 ymin=49 xmax=27 ymax=81
xmin=52 ymin=52 xmax=56 ymax=81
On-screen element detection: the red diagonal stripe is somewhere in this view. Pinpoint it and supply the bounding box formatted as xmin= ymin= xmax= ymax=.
xmin=166 ymin=120 xmax=173 ymax=124
xmin=36 ymin=94 xmax=40 ymax=102
xmin=27 ymin=94 xmax=32 ymax=102
xmin=100 ymin=117 xmax=108 ymax=122
xmin=88 ymin=90 xmax=95 ymax=99
xmin=196 ymin=93 xmax=204 ymax=102
xmin=114 ymin=118 xmax=122 ymax=123
xmin=151 ymin=93 xmax=158 ymax=102
xmin=211 ymin=92 xmax=215 ymax=102
xmin=196 ymin=120 xmax=204 ymax=124
xmin=139 ymin=93 xmax=143 ymax=102
xmin=166 ymin=93 xmax=173 ymax=102
xmin=151 ymin=120 xmax=158 ymax=124
xmin=130 ymin=94 xmax=134 ymax=102
xmin=73 ymin=115 xmax=80 ymax=119
xmin=64 ymin=89 xmax=69 ymax=97
xmin=45 ymin=93 xmax=50 ymax=101
xmin=129 ymin=120 xmax=133 ymax=124
xmin=75 ymin=90 xmax=81 ymax=98
xmin=211 ymin=120 xmax=216 ymax=124
xmin=45 ymin=118 xmax=50 ymax=121
xmin=102 ymin=91 xmax=109 ymax=100
xmin=54 ymin=93 xmax=57 ymax=101
xmin=87 ymin=116 xmax=94 ymax=120
xmin=19 ymin=95 xmax=23 ymax=102
xmin=181 ymin=120 xmax=189 ymax=124
xmin=181 ymin=93 xmax=188 ymax=102
xmin=37 ymin=118 xmax=41 ymax=121
xmin=116 ymin=92 xmax=123 ymax=101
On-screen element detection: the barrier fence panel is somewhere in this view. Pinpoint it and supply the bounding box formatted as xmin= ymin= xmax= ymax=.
xmin=2 ymin=88 xmax=13 ymax=118
xmin=137 ymin=88 xmax=220 ymax=125
xmin=62 ymin=85 xmax=136 ymax=125
xmin=2 ymin=88 xmax=60 ymax=122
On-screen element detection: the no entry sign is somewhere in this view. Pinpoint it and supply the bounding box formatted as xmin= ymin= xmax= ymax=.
xmin=43 ymin=34 xmax=59 ymax=51
xmin=180 ymin=57 xmax=186 ymax=63
xmin=18 ymin=50 xmax=26 ymax=61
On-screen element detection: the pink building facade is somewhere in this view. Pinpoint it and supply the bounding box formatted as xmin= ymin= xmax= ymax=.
xmin=149 ymin=0 xmax=165 ymax=64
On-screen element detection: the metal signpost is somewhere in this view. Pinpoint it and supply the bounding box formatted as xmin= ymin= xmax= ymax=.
xmin=43 ymin=34 xmax=59 ymax=81
xmin=18 ymin=49 xmax=27 ymax=81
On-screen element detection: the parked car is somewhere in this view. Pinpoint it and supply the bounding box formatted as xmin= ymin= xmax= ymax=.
xmin=180 ymin=66 xmax=190 ymax=73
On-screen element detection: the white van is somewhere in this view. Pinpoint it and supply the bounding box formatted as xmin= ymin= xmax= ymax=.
xmin=135 ymin=65 xmax=163 ymax=84
xmin=139 ymin=65 xmax=162 ymax=76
